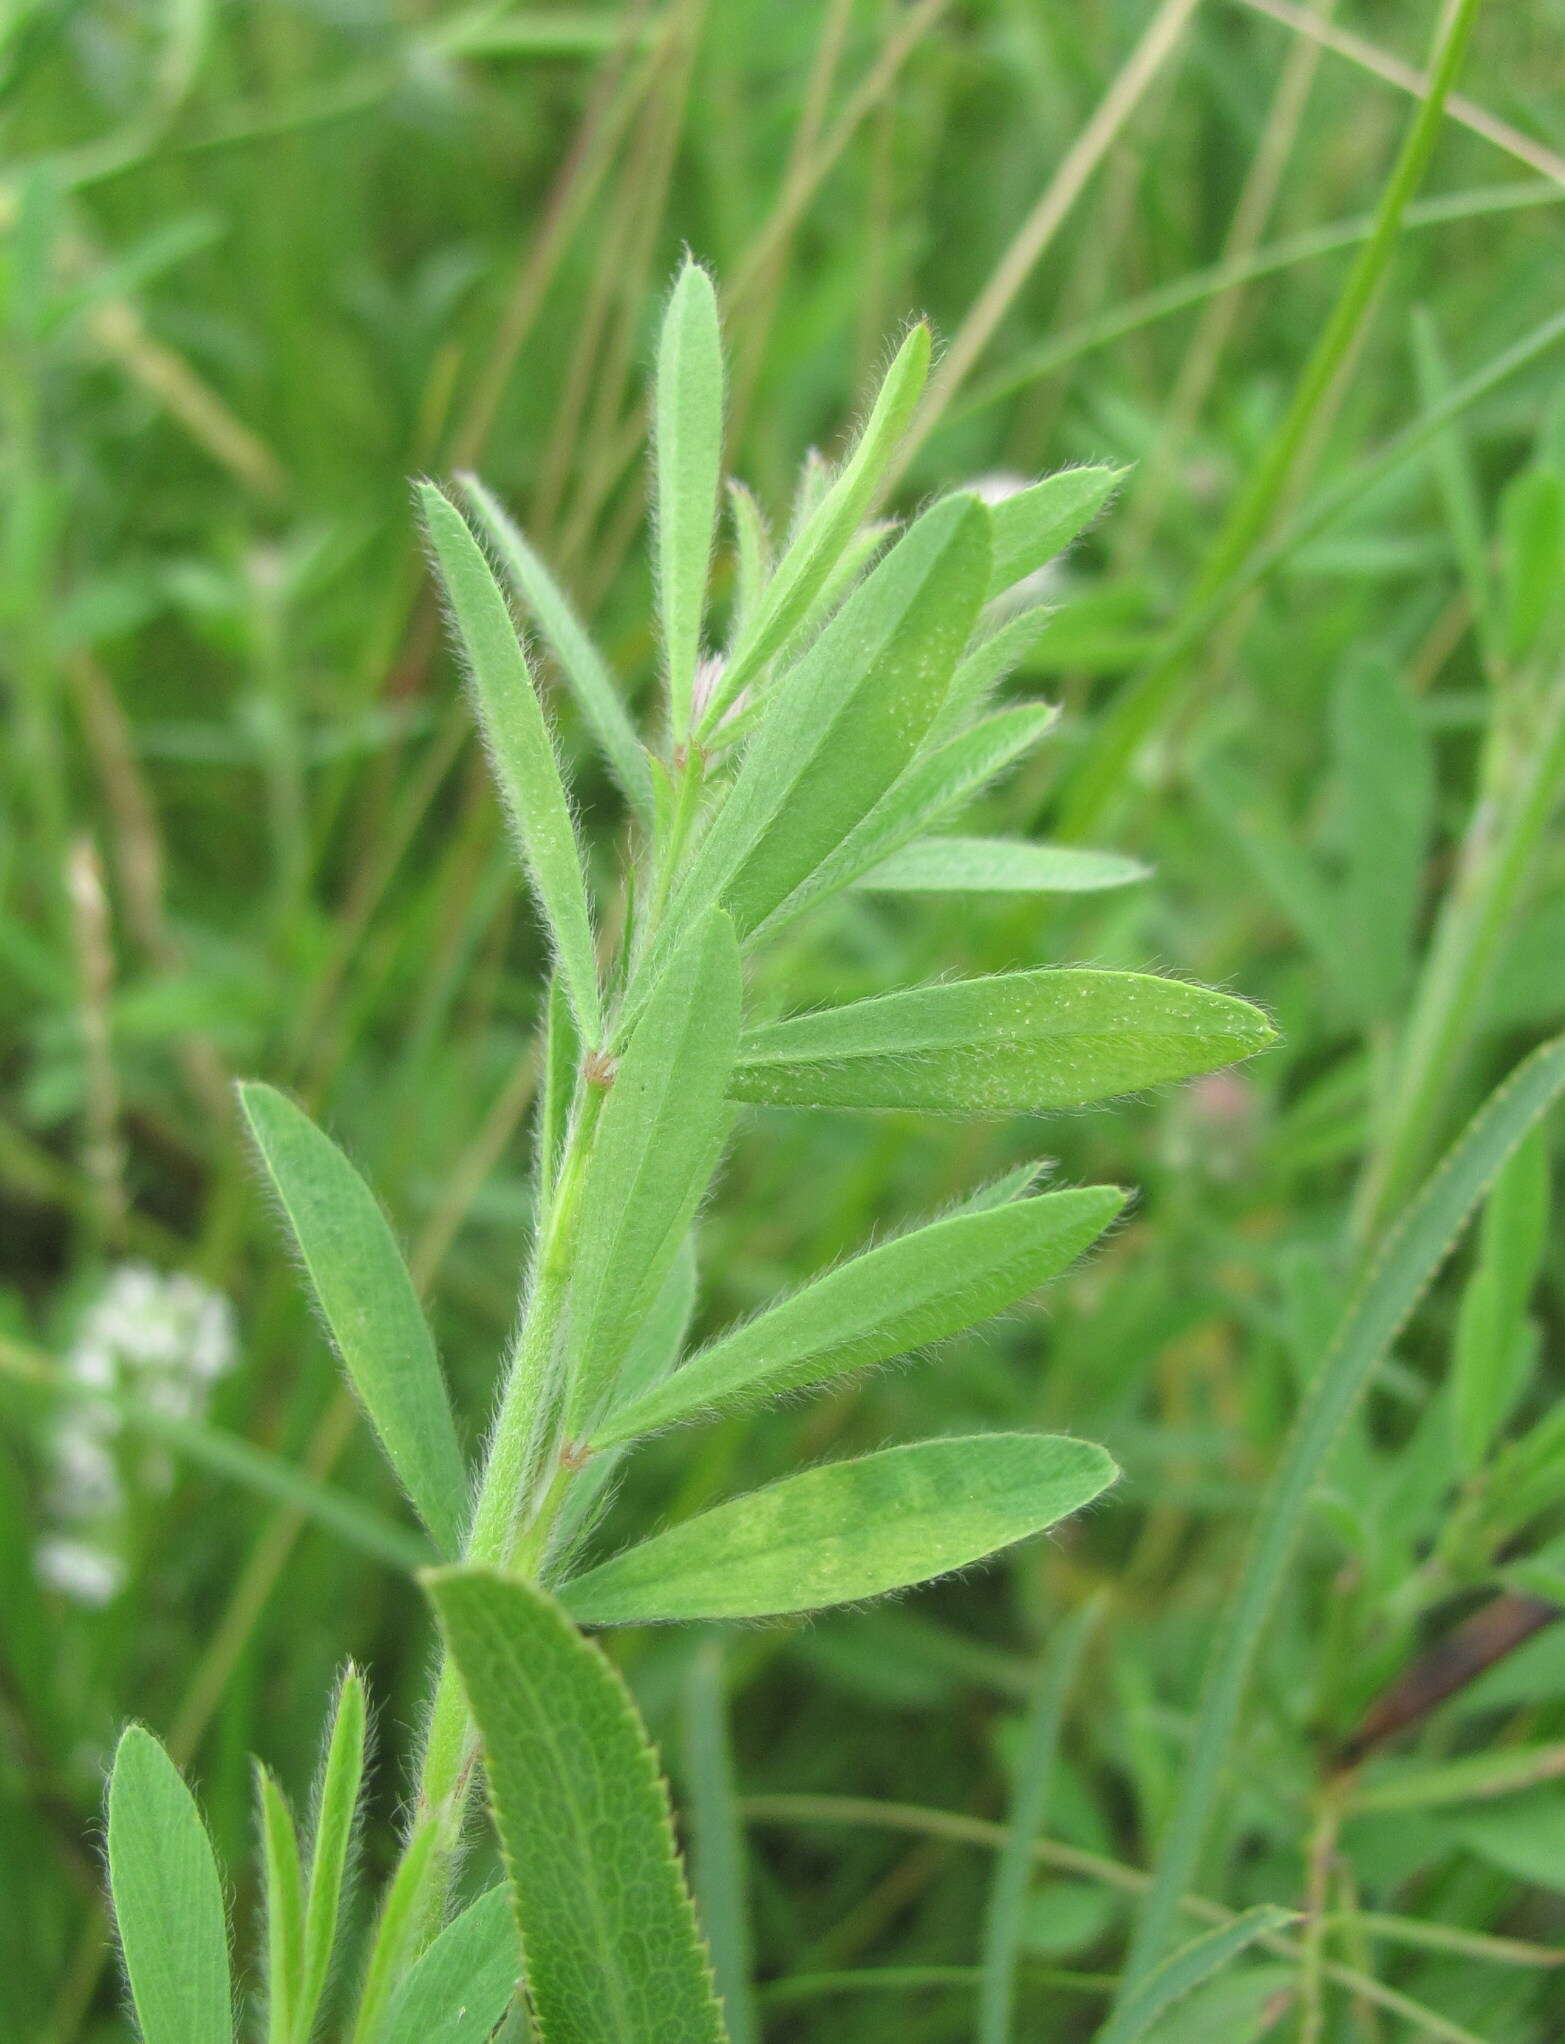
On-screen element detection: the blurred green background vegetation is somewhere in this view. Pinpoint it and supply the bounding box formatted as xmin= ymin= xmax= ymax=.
xmin=3 ymin=1 xmax=1565 ymax=2037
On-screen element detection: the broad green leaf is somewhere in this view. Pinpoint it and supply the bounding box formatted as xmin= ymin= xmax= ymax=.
xmin=929 ymin=602 xmax=1057 ymax=742
xmin=381 ymin=1885 xmax=520 ymax=2044
xmin=457 ymin=473 xmax=653 ymax=818
xmin=673 ymin=492 xmax=991 ymax=940
xmin=563 ymin=1433 xmax=1116 ymax=1623
xmin=420 ymin=482 xmax=602 ymax=1044
xmin=701 ymin=322 xmax=931 ymax=731
xmin=730 ymin=969 xmax=1276 ymax=1115
xmin=564 ymin=911 xmax=740 ymax=1434
xmin=106 ymin=1726 xmax=232 ymax=2044
xmin=1452 ymin=1123 xmax=1549 ymax=1469
xmin=753 ymin=701 xmax=1058 ymax=936
xmin=1094 ymin=1907 xmax=1295 ymax=2044
xmin=255 ymin=1766 xmax=304 ymax=2044
xmin=426 ymin=1567 xmax=725 ymax=2044
xmin=1331 ymin=655 xmax=1432 ymax=1020
xmin=656 ymin=259 xmax=724 ymax=739
xmin=592 ymin=1186 xmax=1124 ymax=1448
xmin=239 ymin=1082 xmax=467 ymax=1557
xmin=1116 ymin=1032 xmax=1565 ymax=1988
xmin=987 ymin=465 xmax=1125 ymax=599
xmin=855 ymin=835 xmax=1147 ymax=895
xmin=297 ymin=1667 xmax=367 ymax=2041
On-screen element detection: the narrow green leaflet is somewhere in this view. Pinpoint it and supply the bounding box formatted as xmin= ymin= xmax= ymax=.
xmin=727 ymin=480 xmax=770 ymax=639
xmin=457 ymin=473 xmax=653 ymax=818
xmin=701 ymin=322 xmax=931 ymax=732
xmin=421 ymin=482 xmax=602 ymax=1043
xmin=256 ymin=1766 xmax=304 ymax=2044
xmin=562 ymin=1433 xmax=1116 ymax=1623
xmin=426 ymin=1567 xmax=725 ymax=2044
xmin=106 ymin=1727 xmax=233 ymax=2044
xmin=297 ymin=1667 xmax=367 ymax=2043
xmin=673 ymin=492 xmax=991 ymax=940
xmin=731 ymin=969 xmax=1276 ymax=1115
xmin=753 ymin=701 xmax=1058 ymax=936
xmin=592 ymin=1187 xmax=1124 ymax=1449
xmin=565 ymin=911 xmax=740 ymax=1434
xmin=855 ymin=836 xmax=1148 ymax=895
xmin=928 ymin=603 xmax=1057 ymax=742
xmin=239 ymin=1082 xmax=468 ymax=1558
xmin=381 ymin=1885 xmax=520 ymax=2044
xmin=655 ymin=259 xmax=724 ymax=739
xmin=987 ymin=465 xmax=1125 ymax=599
xmin=1094 ymin=1907 xmax=1294 ymax=2044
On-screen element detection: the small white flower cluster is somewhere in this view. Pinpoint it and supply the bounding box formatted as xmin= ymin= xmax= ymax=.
xmin=36 ymin=1264 xmax=237 ymax=1606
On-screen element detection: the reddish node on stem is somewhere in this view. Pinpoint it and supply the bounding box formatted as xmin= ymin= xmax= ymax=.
xmin=582 ymin=1048 xmax=618 ymax=1089
xmin=560 ymin=1438 xmax=592 ymax=1472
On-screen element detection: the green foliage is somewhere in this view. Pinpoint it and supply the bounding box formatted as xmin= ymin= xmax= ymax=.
xmin=593 ymin=1185 xmax=1125 ymax=1447
xmin=562 ymin=1434 xmax=1117 ymax=1623
xmin=379 ymin=1885 xmax=519 ymax=2044
xmin=297 ymin=1667 xmax=368 ymax=2040
xmin=565 ymin=910 xmax=741 ymax=1435
xmin=731 ymin=969 xmax=1275 ymax=1114
xmin=239 ymin=1084 xmax=468 ymax=1557
xmin=669 ymin=491 xmax=991 ymax=942
xmin=985 ymin=465 xmax=1126 ymax=599
xmin=420 ymin=482 xmax=603 ymax=1045
xmin=855 ymin=834 xmax=1147 ymax=895
xmin=16 ymin=17 xmax=1565 ymax=2036
xmin=655 ymin=261 xmax=725 ymax=742
xmin=106 ymin=1728 xmax=232 ymax=2044
xmin=428 ymin=1567 xmax=725 ymax=2044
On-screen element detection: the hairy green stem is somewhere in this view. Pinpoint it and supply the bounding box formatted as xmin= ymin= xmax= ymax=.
xmin=400 ymin=1079 xmax=603 ymax=1940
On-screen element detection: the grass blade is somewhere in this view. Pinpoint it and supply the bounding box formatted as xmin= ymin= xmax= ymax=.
xmin=457 ymin=473 xmax=653 ymax=819
xmin=731 ymin=968 xmax=1275 ymax=1115
xmin=592 ymin=1186 xmax=1125 ymax=1449
xmin=1096 ymin=1907 xmax=1296 ymax=2044
xmin=426 ymin=1567 xmax=725 ymax=2044
xmin=106 ymin=1727 xmax=232 ymax=2044
xmin=655 ymin=258 xmax=725 ymax=742
xmin=1112 ymin=1033 xmax=1565 ymax=1995
xmin=684 ymin=1642 xmax=759 ymax=2044
xmin=977 ymin=1601 xmax=1098 ymax=2044
xmin=565 ymin=909 xmax=740 ymax=1435
xmin=421 ymin=480 xmax=602 ymax=1044
xmin=562 ymin=1433 xmax=1117 ymax=1624
xmin=855 ymin=836 xmax=1147 ymax=895
xmin=239 ymin=1082 xmax=468 ymax=1558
